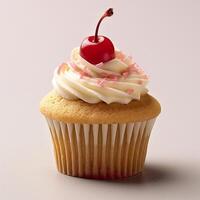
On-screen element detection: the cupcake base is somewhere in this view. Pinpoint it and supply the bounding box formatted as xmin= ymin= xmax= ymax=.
xmin=46 ymin=118 xmax=156 ymax=179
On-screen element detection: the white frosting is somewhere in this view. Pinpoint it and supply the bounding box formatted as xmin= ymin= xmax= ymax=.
xmin=52 ymin=47 xmax=148 ymax=104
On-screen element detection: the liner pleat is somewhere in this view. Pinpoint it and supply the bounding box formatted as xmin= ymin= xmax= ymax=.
xmin=46 ymin=118 xmax=156 ymax=179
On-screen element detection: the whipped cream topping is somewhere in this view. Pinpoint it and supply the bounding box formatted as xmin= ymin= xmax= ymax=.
xmin=53 ymin=47 xmax=149 ymax=104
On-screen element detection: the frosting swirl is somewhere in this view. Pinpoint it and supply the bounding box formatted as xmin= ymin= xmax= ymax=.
xmin=53 ymin=48 xmax=149 ymax=104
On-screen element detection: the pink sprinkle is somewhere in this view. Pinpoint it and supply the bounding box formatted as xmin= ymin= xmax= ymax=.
xmin=100 ymin=72 xmax=119 ymax=81
xmin=134 ymin=63 xmax=145 ymax=73
xmin=134 ymin=63 xmax=141 ymax=68
xmin=125 ymin=63 xmax=146 ymax=75
xmin=83 ymin=66 xmax=92 ymax=76
xmin=97 ymin=78 xmax=107 ymax=87
xmin=69 ymin=62 xmax=79 ymax=71
xmin=79 ymin=71 xmax=91 ymax=79
xmin=121 ymin=64 xmax=140 ymax=77
xmin=108 ymin=74 xmax=119 ymax=81
xmin=122 ymin=71 xmax=129 ymax=78
xmin=79 ymin=72 xmax=85 ymax=79
xmin=128 ymin=64 xmax=139 ymax=73
xmin=96 ymin=62 xmax=104 ymax=68
xmin=68 ymin=62 xmax=91 ymax=78
xmin=116 ymin=52 xmax=126 ymax=61
xmin=126 ymin=88 xmax=134 ymax=95
xmin=58 ymin=63 xmax=68 ymax=74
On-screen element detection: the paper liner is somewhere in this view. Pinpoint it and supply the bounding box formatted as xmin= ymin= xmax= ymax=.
xmin=46 ymin=118 xmax=156 ymax=179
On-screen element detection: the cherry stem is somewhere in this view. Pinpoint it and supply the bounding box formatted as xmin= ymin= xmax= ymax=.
xmin=94 ymin=8 xmax=113 ymax=43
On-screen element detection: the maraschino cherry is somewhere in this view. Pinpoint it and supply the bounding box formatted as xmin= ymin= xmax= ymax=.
xmin=80 ymin=8 xmax=115 ymax=65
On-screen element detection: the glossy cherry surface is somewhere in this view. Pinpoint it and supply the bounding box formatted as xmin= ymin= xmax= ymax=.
xmin=80 ymin=8 xmax=115 ymax=65
xmin=80 ymin=35 xmax=115 ymax=65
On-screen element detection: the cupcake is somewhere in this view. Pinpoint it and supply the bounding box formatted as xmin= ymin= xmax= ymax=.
xmin=40 ymin=8 xmax=161 ymax=179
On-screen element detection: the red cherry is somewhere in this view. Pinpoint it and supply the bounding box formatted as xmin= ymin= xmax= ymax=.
xmin=80 ymin=35 xmax=115 ymax=65
xmin=80 ymin=8 xmax=115 ymax=65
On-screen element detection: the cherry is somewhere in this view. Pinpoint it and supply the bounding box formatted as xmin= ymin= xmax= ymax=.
xmin=80 ymin=8 xmax=115 ymax=65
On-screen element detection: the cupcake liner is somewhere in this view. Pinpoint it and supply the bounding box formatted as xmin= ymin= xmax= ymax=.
xmin=46 ymin=118 xmax=156 ymax=179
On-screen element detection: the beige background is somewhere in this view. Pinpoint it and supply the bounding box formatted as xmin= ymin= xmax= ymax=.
xmin=0 ymin=0 xmax=200 ymax=199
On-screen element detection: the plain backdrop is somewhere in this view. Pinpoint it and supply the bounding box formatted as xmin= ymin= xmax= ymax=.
xmin=0 ymin=0 xmax=200 ymax=200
